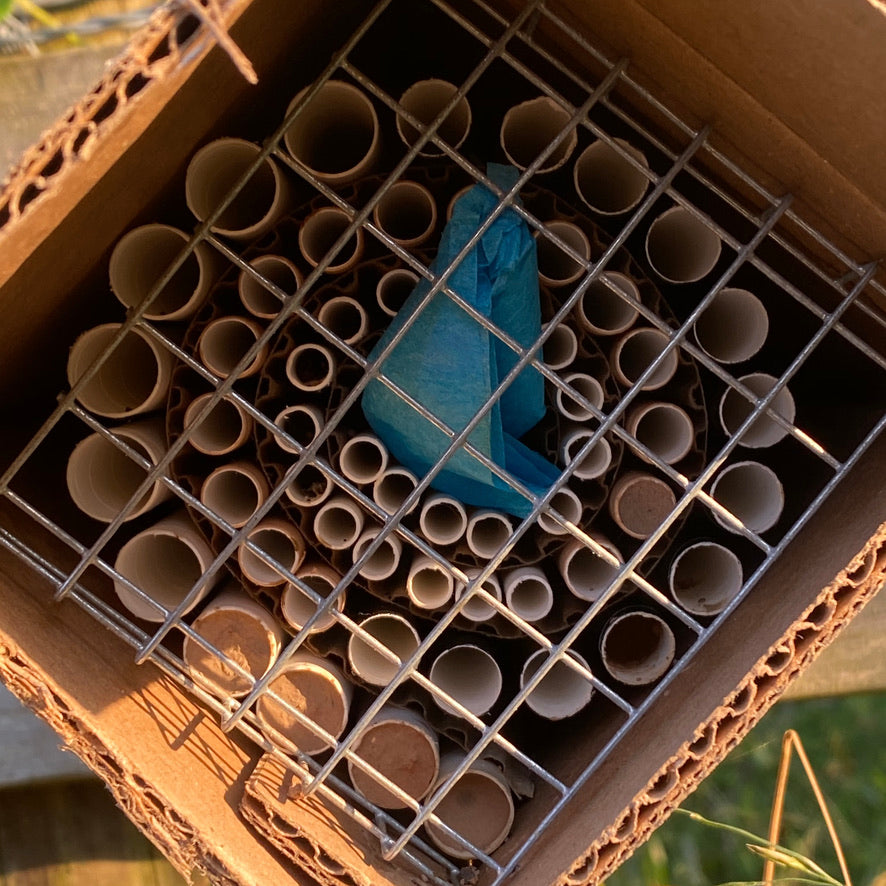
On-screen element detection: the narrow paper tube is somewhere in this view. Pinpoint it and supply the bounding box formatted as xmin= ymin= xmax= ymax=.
xmin=352 ymin=527 xmax=403 ymax=581
xmin=273 ymin=403 xmax=324 ymax=454
xmin=372 ymin=180 xmax=437 ymax=249
xmin=197 ymin=315 xmax=267 ymax=379
xmin=465 ymin=510 xmax=514 ymax=560
xmin=348 ymin=706 xmax=440 ymax=810
xmin=609 ymin=471 xmax=677 ymax=540
xmin=317 ymin=296 xmax=369 ymax=346
xmin=558 ymin=535 xmax=622 ymax=602
xmin=284 ymin=464 xmax=334 ymax=508
xmin=238 ymin=254 xmax=302 ymax=320
xmin=693 ymin=287 xmax=769 ymax=364
xmin=535 ymin=220 xmax=590 ymax=288
xmin=338 ymin=433 xmax=389 ymax=486
xmin=719 ymin=373 xmax=796 ymax=448
xmin=454 ymin=568 xmax=502 ymax=623
xmin=537 ymin=485 xmax=583 ymax=535
xmin=184 ymin=392 xmax=253 ymax=456
xmin=109 ymin=223 xmax=220 ymax=321
xmin=610 ymin=327 xmax=679 ymax=391
xmin=555 ymin=372 xmax=605 ymax=422
xmin=237 ymin=516 xmax=306 ymax=587
xmin=577 ymin=271 xmax=640 ymax=336
xmin=313 ymin=495 xmax=365 ymax=550
xmin=503 ymin=566 xmax=553 ymax=623
xmin=625 ymin=401 xmax=695 ymax=465
xmin=67 ymin=323 xmax=174 ymax=419
xmin=373 ymin=466 xmax=419 ymax=516
xmin=283 ymin=79 xmax=380 ymax=185
xmin=710 ymin=460 xmax=784 ymax=534
xmin=185 ymin=137 xmax=292 ymax=241
xmin=114 ymin=510 xmax=216 ymax=622
xmin=347 ymin=613 xmax=420 ymax=687
xmin=645 ymin=205 xmax=722 ymax=284
xmin=298 ymin=206 xmax=364 ymax=274
xmin=419 ymin=493 xmax=468 ymax=546
xmin=430 ymin=645 xmax=502 ymax=717
xmin=406 ymin=555 xmax=454 ymax=610
xmin=396 ymin=79 xmax=472 ymax=158
xmin=500 ymin=95 xmax=577 ymax=174
xmin=200 ymin=460 xmax=269 ymax=529
xmin=66 ymin=418 xmax=172 ymax=523
xmin=600 ymin=610 xmax=676 ymax=686
xmin=376 ymin=268 xmax=419 ymax=317
xmin=669 ymin=541 xmax=743 ymax=616
xmin=521 ymin=649 xmax=594 ymax=720
xmin=573 ymin=138 xmax=650 ymax=216
xmin=281 ymin=562 xmax=346 ymax=633
xmin=560 ymin=429 xmax=612 ymax=481
xmin=285 ymin=342 xmax=336 ymax=392
xmin=256 ymin=652 xmax=353 ymax=755
xmin=542 ymin=321 xmax=578 ymax=370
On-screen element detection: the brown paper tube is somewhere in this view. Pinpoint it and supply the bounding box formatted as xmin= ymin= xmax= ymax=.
xmin=537 ymin=486 xmax=583 ymax=535
xmin=430 ymin=645 xmax=502 ymax=717
xmin=352 ymin=528 xmax=402 ymax=581
xmin=719 ymin=373 xmax=796 ymax=449
xmin=185 ymin=137 xmax=292 ymax=241
xmin=114 ymin=510 xmax=216 ymax=622
xmin=406 ymin=555 xmax=454 ymax=610
xmin=535 ymin=220 xmax=590 ymax=288
xmin=454 ymin=568 xmax=502 ymax=623
xmin=555 ymin=372 xmax=604 ymax=422
xmin=424 ymin=752 xmax=515 ymax=859
xmin=502 ymin=566 xmax=553 ymax=623
xmin=313 ymin=495 xmax=365 ymax=550
xmin=600 ymin=610 xmax=675 ymax=686
xmin=396 ymin=79 xmax=472 ymax=158
xmin=521 ymin=649 xmax=594 ymax=720
xmin=445 ymin=185 xmax=472 ymax=222
xmin=465 ymin=510 xmax=514 ymax=560
xmin=372 ymin=180 xmax=437 ymax=249
xmin=560 ymin=429 xmax=612 ymax=481
xmin=284 ymin=341 xmax=336 ymax=392
xmin=197 ymin=315 xmax=267 ymax=380
xmin=669 ymin=541 xmax=743 ymax=616
xmin=184 ymin=392 xmax=253 ymax=456
xmin=284 ymin=464 xmax=334 ymax=508
xmin=109 ymin=223 xmax=220 ymax=321
xmin=200 ymin=460 xmax=269 ymax=529
xmin=338 ymin=433 xmax=389 ymax=486
xmin=373 ymin=466 xmax=419 ymax=516
xmin=576 ymin=271 xmax=640 ymax=336
xmin=500 ymin=96 xmax=577 ymax=174
xmin=348 ymin=706 xmax=440 ymax=810
xmin=66 ymin=418 xmax=172 ymax=523
xmin=237 ymin=517 xmax=306 ymax=587
xmin=625 ymin=401 xmax=695 ymax=466
xmin=283 ymin=80 xmax=380 ymax=185
xmin=238 ymin=254 xmax=302 ymax=320
xmin=298 ymin=206 xmax=364 ymax=274
xmin=256 ymin=653 xmax=353 ymax=756
xmin=645 ymin=205 xmax=722 ymax=284
xmin=273 ymin=403 xmax=324 ymax=454
xmin=419 ymin=493 xmax=468 ymax=546
xmin=693 ymin=287 xmax=769 ymax=364
xmin=347 ymin=613 xmax=420 ymax=687
xmin=184 ymin=588 xmax=284 ymax=697
xmin=573 ymin=138 xmax=650 ymax=216
xmin=376 ymin=268 xmax=419 ymax=317
xmin=317 ymin=295 xmax=369 ymax=346
xmin=281 ymin=562 xmax=346 ymax=634
xmin=710 ymin=460 xmax=784 ymax=534
xmin=67 ymin=323 xmax=174 ymax=419
xmin=558 ymin=534 xmax=622 ymax=602
xmin=542 ymin=321 xmax=578 ymax=370
xmin=611 ymin=327 xmax=679 ymax=391
xmin=609 ymin=471 xmax=677 ymax=540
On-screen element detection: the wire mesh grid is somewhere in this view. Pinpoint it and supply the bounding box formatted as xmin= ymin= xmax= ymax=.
xmin=1 ymin=0 xmax=886 ymax=882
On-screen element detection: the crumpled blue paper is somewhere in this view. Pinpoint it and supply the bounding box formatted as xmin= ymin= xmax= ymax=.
xmin=361 ymin=164 xmax=560 ymax=518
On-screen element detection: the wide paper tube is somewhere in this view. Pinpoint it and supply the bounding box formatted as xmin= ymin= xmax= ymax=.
xmin=577 ymin=271 xmax=640 ymax=337
xmin=560 ymin=429 xmax=612 ymax=481
xmin=298 ymin=206 xmax=364 ymax=274
xmin=465 ymin=509 xmax=514 ymax=560
xmin=645 ymin=205 xmax=722 ymax=284
xmin=454 ymin=568 xmax=502 ymax=623
xmin=313 ymin=495 xmax=365 ymax=550
xmin=351 ymin=527 xmax=403 ymax=581
xmin=284 ymin=463 xmax=333 ymax=508
xmin=610 ymin=326 xmax=679 ymax=391
xmin=338 ymin=433 xmax=389 ymax=486
xmin=197 ymin=315 xmax=267 ymax=380
xmin=609 ymin=471 xmax=677 ymax=540
xmin=429 ymin=644 xmax=502 ymax=717
xmin=285 ymin=341 xmax=336 ymax=392
xmin=500 ymin=95 xmax=577 ymax=173
xmin=625 ymin=401 xmax=695 ymax=466
xmin=419 ymin=493 xmax=468 ymax=546
xmin=184 ymin=393 xmax=253 ymax=456
xmin=317 ymin=295 xmax=369 ymax=346
xmin=406 ymin=555 xmax=454 ymax=610
xmin=710 ymin=459 xmax=784 ymax=534
xmin=693 ymin=287 xmax=769 ymax=364
xmin=719 ymin=373 xmax=796 ymax=448
xmin=396 ymin=79 xmax=471 ymax=158
xmin=535 ymin=220 xmax=590 ymax=288
xmin=200 ymin=460 xmax=269 ymax=529
xmin=537 ymin=485 xmax=583 ymax=535
xmin=669 ymin=541 xmax=743 ymax=616
xmin=347 ymin=613 xmax=420 ymax=687
xmin=273 ymin=403 xmax=324 ymax=454
xmin=600 ymin=610 xmax=676 ymax=686
xmin=281 ymin=562 xmax=346 ymax=634
xmin=373 ymin=466 xmax=419 ymax=516
xmin=542 ymin=321 xmax=578 ymax=370
xmin=574 ymin=137 xmax=650 ymax=216
xmin=502 ymin=566 xmax=554 ymax=623
xmin=376 ymin=268 xmax=419 ymax=318
xmin=558 ymin=534 xmax=622 ymax=602
xmin=555 ymin=372 xmax=605 ymax=422
xmin=372 ymin=180 xmax=437 ymax=249
xmin=521 ymin=649 xmax=594 ymax=720
xmin=237 ymin=516 xmax=306 ymax=587
xmin=238 ymin=254 xmax=302 ymax=320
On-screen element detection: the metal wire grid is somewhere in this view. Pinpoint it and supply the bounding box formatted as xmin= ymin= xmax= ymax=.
xmin=0 ymin=0 xmax=884 ymax=882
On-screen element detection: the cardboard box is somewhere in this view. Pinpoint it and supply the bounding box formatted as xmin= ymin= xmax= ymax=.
xmin=1 ymin=1 xmax=885 ymax=884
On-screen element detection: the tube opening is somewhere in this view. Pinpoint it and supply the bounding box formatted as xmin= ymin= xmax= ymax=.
xmin=352 ymin=528 xmax=402 ymax=581
xmin=430 ymin=646 xmax=502 ymax=716
xmin=719 ymin=374 xmax=796 ymax=448
xmin=313 ymin=497 xmax=364 ymax=550
xmin=299 ymin=207 xmax=363 ymax=273
xmin=239 ymin=255 xmax=300 ymax=319
xmin=466 ymin=511 xmax=513 ymax=559
xmin=556 ymin=372 xmax=604 ymax=421
xmin=537 ymin=487 xmax=582 ymax=535
xmin=710 ymin=461 xmax=784 ymax=533
xmin=407 ymin=558 xmax=454 ymax=609
xmin=645 ymin=206 xmax=722 ymax=283
xmin=693 ymin=287 xmax=769 ymax=364
xmin=239 ymin=525 xmax=302 ymax=587
xmin=500 ymin=96 xmax=576 ymax=173
xmin=627 ymin=402 xmax=695 ymax=465
xmin=419 ymin=496 xmax=467 ymax=545
xmin=373 ymin=467 xmax=419 ymax=515
xmin=669 ymin=543 xmax=744 ymax=616
xmin=373 ymin=181 xmax=437 ymax=247
xmin=536 ymin=221 xmax=590 ymax=287
xmin=339 ymin=435 xmax=388 ymax=485
xmin=285 ymin=343 xmax=335 ymax=391
xmin=274 ymin=404 xmax=323 ymax=453
xmin=578 ymin=273 xmax=640 ymax=336
xmin=574 ymin=138 xmax=650 ymax=215
xmin=397 ymin=79 xmax=471 ymax=157
xmin=348 ymin=615 xmax=419 ymax=686
xmin=562 ymin=432 xmax=612 ymax=481
xmin=201 ymin=464 xmax=266 ymax=528
xmin=601 ymin=612 xmax=675 ymax=685
xmin=610 ymin=472 xmax=677 ymax=539
xmin=559 ymin=538 xmax=620 ymax=601
xmin=504 ymin=568 xmax=553 ymax=622
xmin=376 ymin=268 xmax=418 ymax=317
xmin=612 ymin=327 xmax=678 ymax=390
xmin=542 ymin=322 xmax=578 ymax=370
xmin=455 ymin=570 xmax=501 ymax=623
xmin=185 ymin=394 xmax=251 ymax=456
xmin=281 ymin=567 xmax=343 ymax=633
xmin=285 ymin=464 xmax=333 ymax=507
xmin=198 ymin=317 xmax=264 ymax=379
xmin=317 ymin=296 xmax=368 ymax=345
xmin=521 ymin=650 xmax=594 ymax=720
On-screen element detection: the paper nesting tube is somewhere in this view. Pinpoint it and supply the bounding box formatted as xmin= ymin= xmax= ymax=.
xmin=317 ymin=295 xmax=369 ymax=346
xmin=669 ymin=541 xmax=744 ymax=616
xmin=237 ymin=516 xmax=306 ymax=587
xmin=255 ymin=652 xmax=353 ymax=756
xmin=183 ymin=587 xmax=284 ymax=697
xmin=238 ymin=254 xmax=302 ymax=320
xmin=396 ymin=78 xmax=472 ymax=158
xmin=281 ymin=562 xmax=346 ymax=634
xmin=500 ymin=95 xmax=577 ymax=174
xmin=273 ymin=403 xmax=324 ymax=454
xmin=502 ymin=566 xmax=554 ymax=623
xmin=719 ymin=373 xmax=796 ymax=448
xmin=645 ymin=205 xmax=722 ymax=284
xmin=576 ymin=271 xmax=640 ymax=336
xmin=284 ymin=341 xmax=336 ymax=392
xmin=109 ymin=223 xmax=221 ymax=321
xmin=609 ymin=471 xmax=677 ymax=540
xmin=625 ymin=401 xmax=695 ymax=466
xmin=197 ymin=315 xmax=268 ymax=380
xmin=113 ymin=510 xmax=217 ymax=622
xmin=184 ymin=392 xmax=253 ymax=456
xmin=429 ymin=645 xmax=502 ymax=716
xmin=406 ymin=555 xmax=454 ymax=610
xmin=298 ymin=206 xmax=365 ymax=274
xmin=352 ymin=527 xmax=403 ymax=581
xmin=560 ymin=429 xmax=613 ymax=481
xmin=372 ymin=180 xmax=438 ymax=249
xmin=376 ymin=268 xmax=419 ymax=317
xmin=419 ymin=493 xmax=468 ymax=546
xmin=185 ymin=137 xmax=292 ymax=241
xmin=66 ymin=418 xmax=172 ymax=523
xmin=535 ymin=220 xmax=590 ymax=288
xmin=692 ymin=287 xmax=769 ymax=364
xmin=599 ymin=610 xmax=676 ymax=686
xmin=373 ymin=465 xmax=419 ymax=516
xmin=200 ymin=460 xmax=270 ymax=529
xmin=338 ymin=433 xmax=389 ymax=486
xmin=555 ymin=372 xmax=605 ymax=422
xmin=610 ymin=327 xmax=679 ymax=391
xmin=283 ymin=79 xmax=380 ymax=185
xmin=574 ymin=138 xmax=650 ymax=216
xmin=558 ymin=534 xmax=622 ymax=602
xmin=542 ymin=321 xmax=578 ymax=370
xmin=67 ymin=323 xmax=174 ymax=419
xmin=313 ymin=495 xmax=365 ymax=550
xmin=284 ymin=463 xmax=334 ymax=508
xmin=536 ymin=485 xmax=583 ymax=535
xmin=347 ymin=613 xmax=420 ymax=687
xmin=465 ymin=510 xmax=514 ymax=560
xmin=520 ymin=649 xmax=594 ymax=720
xmin=710 ymin=460 xmax=785 ymax=534
xmin=454 ymin=568 xmax=502 ymax=623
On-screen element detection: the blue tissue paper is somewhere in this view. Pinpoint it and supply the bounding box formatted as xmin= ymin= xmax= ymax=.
xmin=361 ymin=164 xmax=561 ymax=517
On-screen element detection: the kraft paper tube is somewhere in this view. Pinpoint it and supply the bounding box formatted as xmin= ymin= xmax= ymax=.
xmin=281 ymin=562 xmax=346 ymax=634
xmin=465 ymin=510 xmax=514 ymax=560
xmin=455 ymin=568 xmax=502 ymax=623
xmin=67 ymin=323 xmax=174 ymax=419
xmin=185 ymin=137 xmax=292 ymax=241
xmin=200 ymin=460 xmax=269 ymax=529
xmin=600 ymin=610 xmax=676 ymax=686
xmin=535 ymin=220 xmax=590 ymax=288
xmin=256 ymin=652 xmax=353 ymax=756
xmin=184 ymin=588 xmax=284 ymax=697
xmin=560 ymin=429 xmax=612 ymax=481
xmin=298 ymin=206 xmax=365 ymax=274
xmin=285 ymin=342 xmax=336 ymax=392
xmin=419 ymin=493 xmax=468 ymax=546
xmin=238 ymin=254 xmax=302 ymax=320
xmin=573 ymin=138 xmax=650 ymax=216
xmin=502 ymin=566 xmax=553 ymax=623
xmin=692 ymin=287 xmax=769 ymax=364
xmin=109 ymin=223 xmax=220 ymax=321
xmin=542 ymin=321 xmax=578 ymax=370
xmin=273 ymin=403 xmax=324 ymax=454
xmin=338 ymin=433 xmax=389 ymax=486
xmin=609 ymin=471 xmax=677 ymax=540
xmin=430 ymin=645 xmax=502 ymax=717
xmin=558 ymin=534 xmax=622 ymax=602
xmin=445 ymin=185 xmax=472 ymax=222
xmin=352 ymin=528 xmax=403 ymax=581
xmin=555 ymin=372 xmax=605 ymax=422
xmin=313 ymin=495 xmax=365 ymax=550
xmin=536 ymin=486 xmax=583 ymax=535
xmin=611 ymin=327 xmax=679 ymax=391
xmin=348 ymin=705 xmax=440 ymax=810
xmin=66 ymin=418 xmax=172 ymax=523
xmin=197 ymin=315 xmax=267 ymax=380
xmin=406 ymin=555 xmax=454 ymax=610
xmin=645 ymin=205 xmax=722 ymax=284
xmin=576 ymin=271 xmax=640 ymax=336
xmin=283 ymin=80 xmax=380 ymax=185
xmin=396 ymin=79 xmax=472 ymax=158
xmin=347 ymin=613 xmax=420 ymax=687
xmin=669 ymin=541 xmax=743 ymax=616
xmin=114 ymin=510 xmax=216 ymax=622
xmin=710 ymin=460 xmax=784 ymax=534
xmin=719 ymin=373 xmax=796 ymax=448
xmin=237 ymin=516 xmax=306 ymax=587
xmin=284 ymin=464 xmax=333 ymax=508
xmin=500 ymin=95 xmax=577 ymax=174
xmin=317 ymin=295 xmax=369 ymax=346
xmin=184 ymin=392 xmax=253 ymax=456
xmin=521 ymin=649 xmax=594 ymax=720
xmin=372 ymin=180 xmax=437 ymax=249
xmin=373 ymin=466 xmax=419 ymax=516
xmin=625 ymin=401 xmax=695 ymax=466
xmin=376 ymin=268 xmax=419 ymax=317
xmin=424 ymin=752 xmax=515 ymax=859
